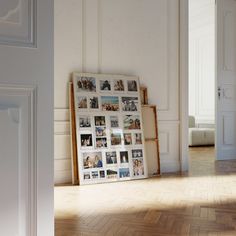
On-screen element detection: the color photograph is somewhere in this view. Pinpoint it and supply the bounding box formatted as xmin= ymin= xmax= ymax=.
xmin=79 ymin=116 xmax=91 ymax=128
xmin=101 ymin=96 xmax=119 ymax=111
xmin=113 ymin=79 xmax=125 ymax=91
xmin=95 ymin=127 xmax=106 ymax=137
xmin=76 ymin=76 xmax=96 ymax=92
xmin=119 ymin=168 xmax=130 ymax=178
xmin=124 ymin=133 xmax=132 ymax=145
xmin=96 ymin=138 xmax=107 ymax=148
xmin=132 ymin=149 xmax=143 ymax=158
xmin=80 ymin=134 xmax=93 ymax=147
xmin=111 ymin=132 xmax=122 ymax=146
xmin=120 ymin=151 xmax=129 ymax=164
xmin=82 ymin=152 xmax=103 ymax=169
xmin=89 ymin=96 xmax=99 ymax=109
xmin=94 ymin=116 xmax=106 ymax=126
xmin=110 ymin=116 xmax=119 ymax=128
xmin=134 ymin=133 xmax=143 ymax=145
xmin=106 ymin=169 xmax=118 ymax=179
xmin=91 ymin=171 xmax=99 ymax=179
xmin=100 ymin=80 xmax=111 ymax=91
xmin=106 ymin=151 xmax=117 ymax=164
xmin=78 ymin=96 xmax=87 ymax=109
xmin=99 ymin=170 xmax=105 ymax=178
xmin=123 ymin=115 xmax=141 ymax=130
xmin=127 ymin=80 xmax=138 ymax=92
xmin=133 ymin=158 xmax=144 ymax=176
xmin=121 ymin=97 xmax=139 ymax=111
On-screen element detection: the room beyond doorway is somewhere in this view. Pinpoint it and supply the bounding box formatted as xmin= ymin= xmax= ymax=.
xmin=188 ymin=0 xmax=216 ymax=172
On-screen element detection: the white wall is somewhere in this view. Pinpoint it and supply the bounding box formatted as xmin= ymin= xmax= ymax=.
xmin=54 ymin=0 xmax=180 ymax=184
xmin=189 ymin=0 xmax=215 ymax=126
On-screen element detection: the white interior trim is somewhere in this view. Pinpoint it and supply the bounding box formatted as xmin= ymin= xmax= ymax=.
xmin=180 ymin=0 xmax=189 ymax=172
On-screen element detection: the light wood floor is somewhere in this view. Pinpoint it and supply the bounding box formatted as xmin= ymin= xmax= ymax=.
xmin=55 ymin=147 xmax=236 ymax=236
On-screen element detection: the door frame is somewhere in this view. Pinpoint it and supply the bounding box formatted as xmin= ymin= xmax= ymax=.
xmin=180 ymin=0 xmax=217 ymax=171
xmin=180 ymin=0 xmax=189 ymax=172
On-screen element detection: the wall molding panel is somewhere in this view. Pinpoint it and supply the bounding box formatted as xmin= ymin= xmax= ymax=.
xmin=0 ymin=0 xmax=36 ymax=47
xmin=54 ymin=108 xmax=72 ymax=184
xmin=0 ymin=84 xmax=37 ymax=236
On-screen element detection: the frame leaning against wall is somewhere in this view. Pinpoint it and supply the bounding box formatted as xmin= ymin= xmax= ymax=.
xmin=71 ymin=73 xmax=149 ymax=185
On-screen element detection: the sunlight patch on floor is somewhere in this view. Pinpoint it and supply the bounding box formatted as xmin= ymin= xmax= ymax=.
xmin=55 ymin=174 xmax=236 ymax=217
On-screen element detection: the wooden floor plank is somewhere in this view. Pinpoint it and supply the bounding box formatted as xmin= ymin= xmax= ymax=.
xmin=55 ymin=147 xmax=236 ymax=235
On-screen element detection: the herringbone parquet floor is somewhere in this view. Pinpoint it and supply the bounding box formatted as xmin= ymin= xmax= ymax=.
xmin=55 ymin=147 xmax=236 ymax=236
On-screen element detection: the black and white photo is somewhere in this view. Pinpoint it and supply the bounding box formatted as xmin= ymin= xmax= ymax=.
xmin=106 ymin=151 xmax=117 ymax=164
xmin=89 ymin=96 xmax=99 ymax=109
xmin=79 ymin=116 xmax=91 ymax=128
xmin=120 ymin=151 xmax=129 ymax=164
xmin=132 ymin=149 xmax=143 ymax=158
xmin=127 ymin=80 xmax=138 ymax=92
xmin=110 ymin=116 xmax=119 ymax=128
xmin=100 ymin=80 xmax=111 ymax=91
xmin=121 ymin=97 xmax=139 ymax=111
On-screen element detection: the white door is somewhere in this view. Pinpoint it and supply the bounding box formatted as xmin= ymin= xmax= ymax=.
xmin=216 ymin=0 xmax=236 ymax=160
xmin=0 ymin=1 xmax=54 ymax=236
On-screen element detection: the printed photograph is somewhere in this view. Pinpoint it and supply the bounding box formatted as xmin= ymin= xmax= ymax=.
xmin=92 ymin=171 xmax=99 ymax=179
xmin=133 ymin=158 xmax=144 ymax=176
xmin=134 ymin=133 xmax=143 ymax=145
xmin=123 ymin=115 xmax=141 ymax=130
xmin=121 ymin=97 xmax=139 ymax=111
xmin=106 ymin=151 xmax=117 ymax=164
xmin=96 ymin=138 xmax=107 ymax=148
xmin=99 ymin=170 xmax=105 ymax=178
xmin=119 ymin=168 xmax=130 ymax=178
xmin=101 ymin=96 xmax=119 ymax=111
xmin=110 ymin=116 xmax=119 ymax=128
xmin=111 ymin=132 xmax=122 ymax=146
xmin=95 ymin=127 xmax=106 ymax=137
xmin=132 ymin=149 xmax=143 ymax=158
xmin=127 ymin=80 xmax=138 ymax=92
xmin=84 ymin=172 xmax=91 ymax=180
xmin=124 ymin=133 xmax=132 ymax=145
xmin=114 ymin=79 xmax=125 ymax=91
xmin=100 ymin=80 xmax=111 ymax=91
xmin=89 ymin=96 xmax=99 ymax=109
xmin=80 ymin=134 xmax=93 ymax=147
xmin=120 ymin=151 xmax=129 ymax=164
xmin=79 ymin=116 xmax=91 ymax=128
xmin=76 ymin=76 xmax=96 ymax=92
xmin=78 ymin=96 xmax=87 ymax=109
xmin=83 ymin=152 xmax=103 ymax=169
xmin=106 ymin=169 xmax=118 ymax=179
xmin=94 ymin=116 xmax=106 ymax=126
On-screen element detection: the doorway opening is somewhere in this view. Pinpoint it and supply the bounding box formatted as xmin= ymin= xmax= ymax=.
xmin=188 ymin=0 xmax=216 ymax=175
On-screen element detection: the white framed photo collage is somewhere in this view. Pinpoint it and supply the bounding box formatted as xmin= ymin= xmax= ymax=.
xmin=73 ymin=73 xmax=148 ymax=185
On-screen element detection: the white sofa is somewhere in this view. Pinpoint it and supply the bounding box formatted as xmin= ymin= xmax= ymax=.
xmin=189 ymin=116 xmax=215 ymax=146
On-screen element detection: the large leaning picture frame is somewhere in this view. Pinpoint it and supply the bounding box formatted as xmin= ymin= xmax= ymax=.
xmin=73 ymin=73 xmax=148 ymax=185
